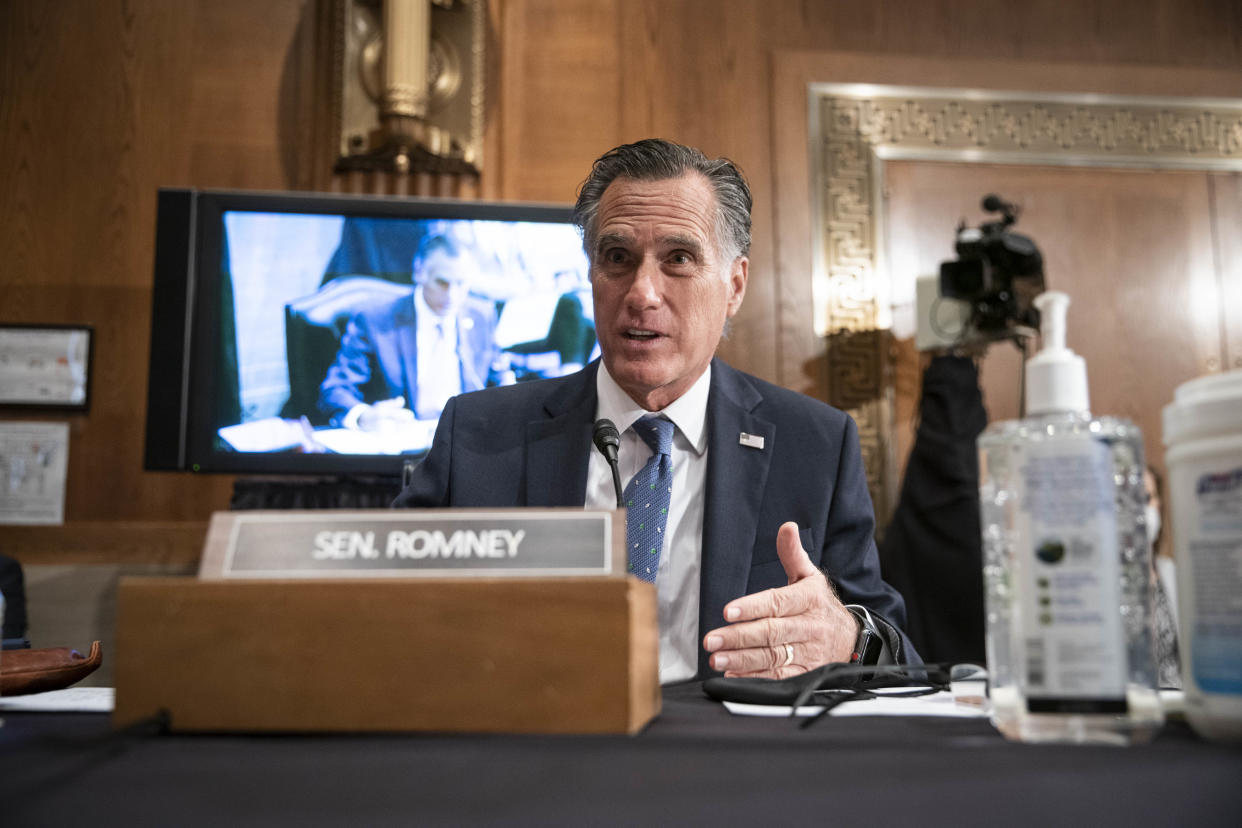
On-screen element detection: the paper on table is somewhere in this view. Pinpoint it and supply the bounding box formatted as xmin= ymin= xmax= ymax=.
xmin=0 ymin=686 xmax=115 ymax=713
xmin=217 ymin=418 xmax=305 ymax=452
xmin=314 ymin=422 xmax=436 ymax=455
xmin=723 ymin=688 xmax=988 ymax=719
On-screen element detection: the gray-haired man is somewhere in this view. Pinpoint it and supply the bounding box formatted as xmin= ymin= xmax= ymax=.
xmin=396 ymin=139 xmax=915 ymax=682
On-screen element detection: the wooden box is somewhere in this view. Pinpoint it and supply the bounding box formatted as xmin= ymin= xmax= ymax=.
xmin=114 ymin=576 xmax=659 ymax=734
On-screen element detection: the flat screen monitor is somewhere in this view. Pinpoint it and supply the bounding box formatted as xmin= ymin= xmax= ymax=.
xmin=145 ymin=188 xmax=593 ymax=476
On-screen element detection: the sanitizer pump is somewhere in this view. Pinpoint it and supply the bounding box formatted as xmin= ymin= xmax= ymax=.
xmin=977 ymin=290 xmax=1163 ymax=744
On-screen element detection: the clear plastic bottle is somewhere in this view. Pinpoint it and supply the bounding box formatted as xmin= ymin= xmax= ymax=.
xmin=979 ymin=292 xmax=1162 ymax=744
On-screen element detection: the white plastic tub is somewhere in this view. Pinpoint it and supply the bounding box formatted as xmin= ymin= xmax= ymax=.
xmin=1163 ymin=368 xmax=1242 ymax=742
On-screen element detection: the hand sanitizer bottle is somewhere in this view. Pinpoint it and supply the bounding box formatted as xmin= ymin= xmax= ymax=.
xmin=978 ymin=291 xmax=1163 ymax=744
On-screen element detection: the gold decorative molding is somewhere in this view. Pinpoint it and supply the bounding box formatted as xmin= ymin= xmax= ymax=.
xmin=809 ymin=84 xmax=1242 ymax=523
xmin=842 ymin=97 xmax=1242 ymax=160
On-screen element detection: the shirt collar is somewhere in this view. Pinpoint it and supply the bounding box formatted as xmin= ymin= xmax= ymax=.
xmin=414 ymin=287 xmax=455 ymax=335
xmin=595 ymin=362 xmax=711 ymax=456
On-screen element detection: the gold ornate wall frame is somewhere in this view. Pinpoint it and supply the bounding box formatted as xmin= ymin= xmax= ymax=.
xmin=808 ymin=83 xmax=1242 ymax=523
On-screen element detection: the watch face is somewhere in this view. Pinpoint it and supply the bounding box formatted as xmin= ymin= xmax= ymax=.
xmin=849 ymin=608 xmax=884 ymax=666
xmin=857 ymin=629 xmax=883 ymax=665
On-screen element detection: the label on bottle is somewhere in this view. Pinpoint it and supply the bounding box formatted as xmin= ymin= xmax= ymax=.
xmin=1187 ymin=466 xmax=1242 ymax=695
xmin=1013 ymin=437 xmax=1128 ymax=713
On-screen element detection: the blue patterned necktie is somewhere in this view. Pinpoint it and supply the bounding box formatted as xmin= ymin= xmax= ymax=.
xmin=624 ymin=416 xmax=675 ymax=582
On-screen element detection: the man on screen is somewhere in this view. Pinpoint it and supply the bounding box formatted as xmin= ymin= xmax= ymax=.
xmin=395 ymin=139 xmax=916 ymax=681
xmin=318 ymin=234 xmax=497 ymax=431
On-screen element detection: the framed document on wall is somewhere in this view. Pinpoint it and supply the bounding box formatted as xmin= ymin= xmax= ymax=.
xmin=0 ymin=324 xmax=94 ymax=410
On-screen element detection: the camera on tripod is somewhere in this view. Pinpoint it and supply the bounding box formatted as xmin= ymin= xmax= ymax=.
xmin=916 ymin=194 xmax=1045 ymax=351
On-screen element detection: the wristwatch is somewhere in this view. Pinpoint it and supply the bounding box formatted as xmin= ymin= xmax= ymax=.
xmin=845 ymin=604 xmax=884 ymax=666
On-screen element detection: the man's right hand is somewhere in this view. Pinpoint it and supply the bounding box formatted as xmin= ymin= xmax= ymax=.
xmin=355 ymin=397 xmax=416 ymax=432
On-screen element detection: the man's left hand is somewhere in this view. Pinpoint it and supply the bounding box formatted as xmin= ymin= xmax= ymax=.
xmin=702 ymin=521 xmax=859 ymax=678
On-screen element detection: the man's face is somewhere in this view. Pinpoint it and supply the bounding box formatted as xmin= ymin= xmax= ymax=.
xmin=419 ymin=248 xmax=471 ymax=317
xmin=589 ymin=173 xmax=747 ymax=411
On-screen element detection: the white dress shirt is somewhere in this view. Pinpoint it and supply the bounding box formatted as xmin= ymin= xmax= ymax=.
xmin=585 ymin=363 xmax=712 ymax=684
xmin=413 ymin=288 xmax=462 ymax=419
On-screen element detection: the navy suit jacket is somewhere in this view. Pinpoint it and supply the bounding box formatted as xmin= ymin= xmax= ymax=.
xmin=394 ymin=358 xmax=915 ymax=675
xmin=319 ymin=294 xmax=496 ymax=426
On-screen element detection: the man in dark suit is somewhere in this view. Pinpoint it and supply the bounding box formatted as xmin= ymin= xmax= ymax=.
xmin=396 ymin=139 xmax=914 ymax=681
xmin=318 ymin=235 xmax=497 ymax=430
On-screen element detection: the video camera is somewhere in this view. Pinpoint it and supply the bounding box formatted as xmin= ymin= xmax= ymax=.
xmin=917 ymin=194 xmax=1045 ymax=350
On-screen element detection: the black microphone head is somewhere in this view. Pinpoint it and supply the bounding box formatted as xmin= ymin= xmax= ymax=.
xmin=981 ymin=194 xmax=1006 ymax=213
xmin=592 ymin=418 xmax=620 ymax=454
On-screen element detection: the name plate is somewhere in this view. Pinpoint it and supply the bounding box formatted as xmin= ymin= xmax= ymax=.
xmin=198 ymin=509 xmax=623 ymax=579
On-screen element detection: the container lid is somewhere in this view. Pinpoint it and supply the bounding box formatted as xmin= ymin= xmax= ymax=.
xmin=1163 ymin=368 xmax=1242 ymax=446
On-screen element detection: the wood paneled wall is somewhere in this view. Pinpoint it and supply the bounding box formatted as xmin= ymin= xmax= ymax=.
xmin=2 ymin=0 xmax=1240 ymax=565
xmin=885 ymin=162 xmax=1240 ymax=481
xmin=1 ymin=0 xmax=307 ymax=563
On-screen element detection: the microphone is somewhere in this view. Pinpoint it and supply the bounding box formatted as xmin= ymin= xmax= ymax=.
xmin=981 ymin=193 xmax=1009 ymax=213
xmin=981 ymin=193 xmax=1019 ymax=227
xmin=592 ymin=418 xmax=624 ymax=507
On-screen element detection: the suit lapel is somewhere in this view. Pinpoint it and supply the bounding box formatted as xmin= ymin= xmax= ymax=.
xmin=524 ymin=362 xmax=599 ymax=507
xmin=456 ymin=306 xmax=486 ymax=392
xmin=394 ymin=298 xmax=419 ymax=403
xmin=699 ymin=360 xmax=774 ymax=674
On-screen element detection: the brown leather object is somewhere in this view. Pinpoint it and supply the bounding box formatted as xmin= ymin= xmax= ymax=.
xmin=1 ymin=641 xmax=103 ymax=696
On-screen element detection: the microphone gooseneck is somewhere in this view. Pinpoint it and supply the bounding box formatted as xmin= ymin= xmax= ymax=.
xmin=592 ymin=418 xmax=624 ymax=507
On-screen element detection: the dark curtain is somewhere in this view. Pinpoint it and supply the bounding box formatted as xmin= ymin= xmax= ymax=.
xmin=320 ymin=217 xmax=428 ymax=287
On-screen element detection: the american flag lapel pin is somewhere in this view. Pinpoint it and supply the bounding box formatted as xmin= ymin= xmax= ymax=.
xmin=739 ymin=432 xmax=764 ymax=450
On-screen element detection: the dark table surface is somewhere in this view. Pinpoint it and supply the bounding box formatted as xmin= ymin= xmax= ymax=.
xmin=2 ymin=682 xmax=1240 ymax=827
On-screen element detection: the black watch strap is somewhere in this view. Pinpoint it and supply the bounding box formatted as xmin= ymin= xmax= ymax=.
xmin=845 ymin=605 xmax=884 ymax=666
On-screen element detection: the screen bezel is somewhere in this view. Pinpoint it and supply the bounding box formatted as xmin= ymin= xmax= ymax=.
xmin=147 ymin=187 xmax=583 ymax=476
